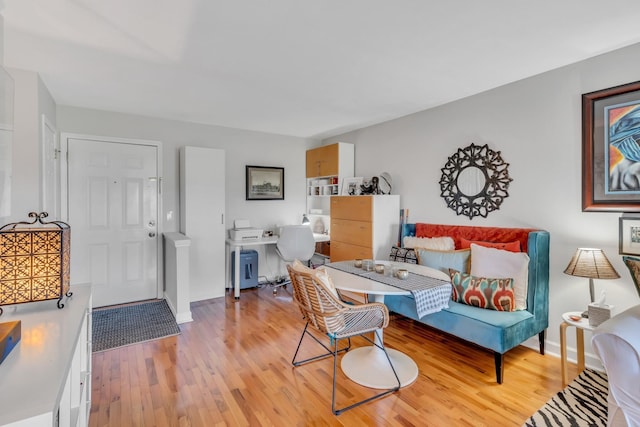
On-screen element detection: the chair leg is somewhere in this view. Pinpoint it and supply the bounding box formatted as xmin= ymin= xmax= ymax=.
xmin=292 ymin=323 xmax=349 ymax=367
xmin=538 ymin=330 xmax=546 ymax=355
xmin=331 ymin=331 xmax=401 ymax=415
xmin=494 ymin=352 xmax=504 ymax=384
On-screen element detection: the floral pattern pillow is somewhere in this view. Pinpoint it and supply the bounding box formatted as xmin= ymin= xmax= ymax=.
xmin=449 ymin=269 xmax=515 ymax=312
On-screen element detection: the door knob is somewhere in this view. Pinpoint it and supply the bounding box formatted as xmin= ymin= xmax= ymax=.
xmin=149 ymin=232 xmax=156 ymax=237
xmin=148 ymin=220 xmax=156 ymax=227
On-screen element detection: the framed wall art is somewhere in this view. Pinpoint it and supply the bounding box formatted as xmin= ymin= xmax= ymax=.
xmin=583 ymin=80 xmax=640 ymax=212
xmin=246 ymin=165 xmax=284 ymax=200
xmin=619 ymin=215 xmax=640 ymax=255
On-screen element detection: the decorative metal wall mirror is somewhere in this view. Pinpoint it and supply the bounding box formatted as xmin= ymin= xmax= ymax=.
xmin=439 ymin=143 xmax=512 ymax=219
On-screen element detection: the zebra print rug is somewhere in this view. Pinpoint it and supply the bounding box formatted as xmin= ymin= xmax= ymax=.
xmin=523 ymin=369 xmax=608 ymax=426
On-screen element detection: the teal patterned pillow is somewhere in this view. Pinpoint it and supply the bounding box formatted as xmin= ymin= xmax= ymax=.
xmin=622 ymin=256 xmax=640 ymax=298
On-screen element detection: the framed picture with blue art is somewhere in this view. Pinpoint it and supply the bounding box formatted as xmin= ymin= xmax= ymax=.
xmin=583 ymin=80 xmax=640 ymax=212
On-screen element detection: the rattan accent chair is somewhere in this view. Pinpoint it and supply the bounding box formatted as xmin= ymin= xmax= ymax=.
xmin=286 ymin=263 xmax=400 ymax=415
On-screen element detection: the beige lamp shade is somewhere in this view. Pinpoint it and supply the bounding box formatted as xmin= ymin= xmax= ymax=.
xmin=564 ymin=248 xmax=620 ymax=279
xmin=564 ymin=248 xmax=619 ymax=304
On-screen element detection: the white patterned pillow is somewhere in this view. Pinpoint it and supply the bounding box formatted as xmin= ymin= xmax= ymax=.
xmin=403 ymin=236 xmax=455 ymax=251
xmin=469 ymin=244 xmax=529 ymax=310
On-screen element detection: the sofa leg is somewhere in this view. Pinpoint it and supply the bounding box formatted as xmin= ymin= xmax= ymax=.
xmin=494 ymin=352 xmax=504 ymax=384
xmin=538 ymin=330 xmax=546 ymax=355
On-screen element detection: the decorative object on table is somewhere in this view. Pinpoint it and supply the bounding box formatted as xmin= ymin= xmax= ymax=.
xmin=0 ymin=320 xmax=20 ymax=364
xmin=340 ymin=177 xmax=363 ymax=195
xmin=301 ymin=213 xmax=310 ymax=225
xmin=523 ymin=369 xmax=607 ymax=427
xmin=0 ymin=212 xmax=71 ymax=314
xmin=378 ymin=172 xmax=392 ymax=194
xmin=563 ymin=248 xmax=620 ymax=317
xmin=587 ymin=291 xmax=613 ymax=327
xmin=359 ymin=177 xmax=379 ymax=195
xmin=246 ymin=165 xmax=284 ymax=200
xmin=312 ymin=218 xmax=325 ymax=234
xmin=621 ymin=255 xmax=640 ymax=298
xmin=439 ymin=143 xmax=512 ymax=219
xmin=582 ymin=80 xmax=640 ymax=212
xmin=618 ymin=213 xmax=640 ymax=255
xmin=395 ymin=269 xmax=409 ymax=280
xmin=92 ymin=299 xmax=180 ymax=352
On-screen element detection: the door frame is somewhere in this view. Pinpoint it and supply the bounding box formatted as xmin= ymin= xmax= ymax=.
xmin=60 ymin=133 xmax=164 ymax=299
xmin=41 ymin=114 xmax=59 ymax=218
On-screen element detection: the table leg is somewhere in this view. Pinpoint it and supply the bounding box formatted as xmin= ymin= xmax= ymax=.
xmin=340 ymin=293 xmax=418 ymax=389
xmin=576 ymin=328 xmax=585 ymax=373
xmin=234 ymin=246 xmax=241 ymax=300
xmin=560 ymin=321 xmax=569 ymax=387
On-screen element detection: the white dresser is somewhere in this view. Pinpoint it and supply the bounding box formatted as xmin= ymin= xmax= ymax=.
xmin=0 ymin=284 xmax=92 ymax=427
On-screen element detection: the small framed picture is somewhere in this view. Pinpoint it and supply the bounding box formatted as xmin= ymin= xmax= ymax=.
xmin=246 ymin=165 xmax=284 ymax=200
xmin=619 ymin=215 xmax=640 ymax=255
xmin=341 ymin=177 xmax=363 ymax=195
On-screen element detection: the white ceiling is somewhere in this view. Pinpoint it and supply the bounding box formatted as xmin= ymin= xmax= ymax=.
xmin=3 ymin=1 xmax=640 ymax=139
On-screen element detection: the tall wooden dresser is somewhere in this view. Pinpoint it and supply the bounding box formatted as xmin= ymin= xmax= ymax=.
xmin=330 ymin=195 xmax=400 ymax=262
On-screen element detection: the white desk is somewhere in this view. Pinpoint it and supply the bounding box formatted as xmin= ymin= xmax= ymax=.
xmin=325 ymin=263 xmax=448 ymax=389
xmin=226 ymin=233 xmax=329 ymax=299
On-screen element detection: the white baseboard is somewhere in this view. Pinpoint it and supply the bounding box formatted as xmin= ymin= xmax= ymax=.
xmin=520 ymin=336 xmax=604 ymax=372
xmin=164 ymin=293 xmax=193 ymax=324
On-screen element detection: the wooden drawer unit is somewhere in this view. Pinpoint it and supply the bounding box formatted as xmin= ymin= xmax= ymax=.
xmin=330 ymin=218 xmax=372 ymax=247
xmin=329 ymin=195 xmax=400 ymax=263
xmin=331 ymin=196 xmax=372 ymax=221
xmin=330 ymin=241 xmax=372 ymax=261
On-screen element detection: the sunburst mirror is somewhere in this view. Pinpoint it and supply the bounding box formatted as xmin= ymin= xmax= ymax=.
xmin=439 ymin=143 xmax=512 ymax=219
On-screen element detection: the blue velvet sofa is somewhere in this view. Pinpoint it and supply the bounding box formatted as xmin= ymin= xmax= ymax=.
xmin=384 ymin=223 xmax=550 ymax=383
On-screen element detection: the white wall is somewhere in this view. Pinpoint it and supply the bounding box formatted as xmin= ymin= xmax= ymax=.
xmin=324 ymin=42 xmax=640 ymax=369
xmin=56 ymin=106 xmax=317 ymax=280
xmin=6 ymin=68 xmax=55 ymax=223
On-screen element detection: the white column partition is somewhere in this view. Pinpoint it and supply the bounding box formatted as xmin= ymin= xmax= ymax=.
xmin=163 ymin=232 xmax=193 ymax=324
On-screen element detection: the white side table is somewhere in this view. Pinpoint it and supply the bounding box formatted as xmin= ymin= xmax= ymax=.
xmin=560 ymin=311 xmax=595 ymax=386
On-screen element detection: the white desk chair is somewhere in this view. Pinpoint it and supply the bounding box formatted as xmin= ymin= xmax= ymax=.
xmin=273 ymin=225 xmax=316 ymax=294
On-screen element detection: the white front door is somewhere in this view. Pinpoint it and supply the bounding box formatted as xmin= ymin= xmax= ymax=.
xmin=65 ymin=136 xmax=160 ymax=307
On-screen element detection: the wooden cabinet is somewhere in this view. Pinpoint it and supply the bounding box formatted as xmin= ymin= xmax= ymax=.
xmin=330 ymin=195 xmax=400 ymax=262
xmin=306 ymin=143 xmax=340 ymax=177
xmin=0 ymin=284 xmax=92 ymax=427
xmin=306 ymin=142 xmax=354 ymax=230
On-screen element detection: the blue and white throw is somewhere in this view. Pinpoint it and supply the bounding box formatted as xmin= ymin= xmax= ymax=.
xmin=326 ymin=261 xmax=452 ymax=318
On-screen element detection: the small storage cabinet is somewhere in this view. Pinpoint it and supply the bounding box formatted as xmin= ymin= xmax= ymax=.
xmin=0 ymin=284 xmax=92 ymax=427
xmin=305 ymin=142 xmax=354 ymax=233
xmin=330 ymin=195 xmax=400 ymax=262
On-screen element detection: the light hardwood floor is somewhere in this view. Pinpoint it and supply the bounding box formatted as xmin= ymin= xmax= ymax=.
xmin=90 ymin=286 xmax=575 ymax=426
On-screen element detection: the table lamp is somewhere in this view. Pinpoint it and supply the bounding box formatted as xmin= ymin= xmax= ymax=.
xmin=0 ymin=212 xmax=71 ymax=315
xmin=563 ymin=248 xmax=619 ymax=317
